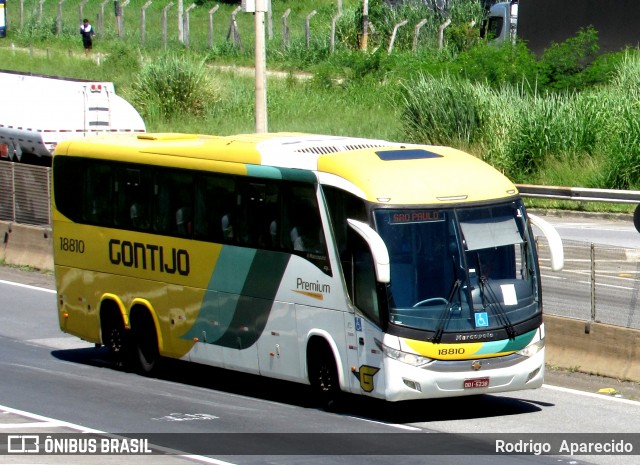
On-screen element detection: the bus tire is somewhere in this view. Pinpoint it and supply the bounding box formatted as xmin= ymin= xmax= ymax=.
xmin=634 ymin=204 xmax=640 ymax=234
xmin=307 ymin=339 xmax=341 ymax=410
xmin=100 ymin=306 xmax=131 ymax=370
xmin=130 ymin=309 xmax=161 ymax=376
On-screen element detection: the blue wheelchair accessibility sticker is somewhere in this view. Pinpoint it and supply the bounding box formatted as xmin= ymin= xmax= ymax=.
xmin=475 ymin=312 xmax=489 ymax=327
xmin=355 ymin=317 xmax=362 ymax=332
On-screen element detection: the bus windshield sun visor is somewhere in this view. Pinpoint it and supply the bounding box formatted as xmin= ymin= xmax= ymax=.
xmin=459 ymin=215 xmax=523 ymax=251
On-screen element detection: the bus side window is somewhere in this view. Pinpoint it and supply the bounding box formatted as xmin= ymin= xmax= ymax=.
xmin=153 ymin=170 xmax=194 ymax=237
xmin=123 ymin=167 xmax=152 ymax=231
xmin=153 ymin=184 xmax=171 ymax=234
xmin=282 ymin=183 xmax=331 ymax=275
xmin=235 ymin=180 xmax=280 ymax=249
xmin=174 ymin=190 xmax=193 ymax=237
xmin=194 ymin=174 xmax=236 ymax=243
xmin=283 ymin=184 xmax=320 ymax=251
xmin=83 ymin=162 xmax=113 ymax=225
xmin=323 ymin=186 xmax=367 ymax=256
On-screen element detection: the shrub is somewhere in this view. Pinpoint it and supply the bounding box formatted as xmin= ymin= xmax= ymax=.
xmin=129 ymin=53 xmax=220 ymax=120
xmin=454 ymin=41 xmax=543 ymax=89
xmin=593 ymin=52 xmax=640 ymax=189
xmin=398 ymin=72 xmax=481 ymax=147
xmin=538 ymin=26 xmax=600 ymax=92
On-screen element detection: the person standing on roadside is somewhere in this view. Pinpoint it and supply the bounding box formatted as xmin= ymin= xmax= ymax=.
xmin=80 ymin=18 xmax=95 ymax=55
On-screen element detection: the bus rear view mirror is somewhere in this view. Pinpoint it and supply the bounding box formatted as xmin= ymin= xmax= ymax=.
xmin=528 ymin=213 xmax=564 ymax=272
xmin=347 ymin=219 xmax=390 ymax=283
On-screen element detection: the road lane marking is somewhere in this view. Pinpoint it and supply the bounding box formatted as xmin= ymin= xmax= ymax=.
xmin=543 ymin=384 xmax=640 ymax=406
xmin=0 ymin=279 xmax=55 ymax=294
xmin=0 ymin=404 xmax=238 ymax=465
xmin=344 ymin=415 xmax=422 ymax=431
xmin=27 ymin=337 xmax=94 ymax=350
xmin=0 ymin=404 xmax=103 ymax=433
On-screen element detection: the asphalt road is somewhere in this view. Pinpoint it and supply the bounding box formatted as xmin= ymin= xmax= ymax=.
xmin=1 ymin=265 xmax=640 ymax=465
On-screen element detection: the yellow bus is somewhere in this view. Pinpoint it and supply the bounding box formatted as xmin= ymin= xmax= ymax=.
xmin=51 ymin=132 xmax=563 ymax=403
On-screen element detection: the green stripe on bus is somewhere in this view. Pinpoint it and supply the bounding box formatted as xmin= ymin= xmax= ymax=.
xmin=245 ymin=164 xmax=317 ymax=183
xmin=214 ymin=249 xmax=290 ymax=349
xmin=182 ymin=247 xmax=290 ymax=349
xmin=245 ymin=165 xmax=284 ymax=179
xmin=210 ymin=246 xmax=256 ymax=294
xmin=476 ymin=329 xmax=537 ymax=355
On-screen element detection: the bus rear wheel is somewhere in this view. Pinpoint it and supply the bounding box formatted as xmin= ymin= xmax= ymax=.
xmin=308 ymin=341 xmax=341 ymax=410
xmin=101 ymin=310 xmax=130 ymax=369
xmin=130 ymin=310 xmax=161 ymax=376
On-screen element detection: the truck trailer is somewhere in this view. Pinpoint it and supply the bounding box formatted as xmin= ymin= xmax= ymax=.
xmin=0 ymin=70 xmax=145 ymax=165
xmin=483 ymin=0 xmax=640 ymax=56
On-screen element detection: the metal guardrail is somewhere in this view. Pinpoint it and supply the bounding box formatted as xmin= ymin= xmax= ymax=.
xmin=516 ymin=184 xmax=640 ymax=204
xmin=517 ymin=184 xmax=640 ymax=233
xmin=517 ymin=184 xmax=640 ymax=203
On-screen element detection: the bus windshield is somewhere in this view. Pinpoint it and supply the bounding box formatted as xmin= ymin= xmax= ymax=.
xmin=373 ymin=201 xmax=538 ymax=337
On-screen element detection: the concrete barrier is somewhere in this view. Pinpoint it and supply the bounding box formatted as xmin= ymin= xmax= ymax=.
xmin=1 ymin=222 xmax=638 ymax=383
xmin=545 ymin=314 xmax=640 ymax=382
xmin=0 ymin=221 xmax=53 ymax=271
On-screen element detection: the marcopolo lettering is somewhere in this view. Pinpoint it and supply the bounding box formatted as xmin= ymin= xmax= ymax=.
xmin=109 ymin=239 xmax=190 ymax=276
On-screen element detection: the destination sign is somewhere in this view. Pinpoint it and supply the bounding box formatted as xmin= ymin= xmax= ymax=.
xmin=389 ymin=210 xmax=443 ymax=224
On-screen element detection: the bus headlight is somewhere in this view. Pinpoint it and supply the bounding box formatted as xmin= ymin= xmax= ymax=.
xmin=375 ymin=339 xmax=432 ymax=367
xmin=516 ymin=338 xmax=545 ymax=358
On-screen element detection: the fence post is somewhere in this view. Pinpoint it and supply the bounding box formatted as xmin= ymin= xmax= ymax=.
xmin=79 ymin=0 xmax=88 ymax=24
xmin=267 ymin=0 xmax=273 ymax=39
xmin=437 ymin=18 xmax=451 ymax=50
xmin=208 ymin=4 xmax=219 ymax=49
xmin=281 ymin=8 xmax=290 ymax=50
xmin=330 ymin=12 xmax=341 ymax=53
xmin=305 ymin=10 xmax=316 ymax=48
xmin=56 ymin=0 xmax=64 ymax=35
xmin=226 ymin=5 xmax=242 ymax=48
xmin=19 ymin=0 xmax=24 ymax=30
xmin=183 ymin=3 xmax=195 ymax=47
xmin=99 ymin=0 xmax=109 ymax=36
xmin=38 ymin=0 xmax=44 ymax=23
xmin=140 ymin=0 xmax=152 ymax=45
xmin=387 ymin=19 xmax=407 ymax=54
xmin=412 ymin=18 xmax=427 ymax=53
xmin=117 ymin=0 xmax=130 ymax=38
xmin=360 ymin=0 xmax=369 ymax=51
xmin=162 ymin=2 xmax=173 ymax=49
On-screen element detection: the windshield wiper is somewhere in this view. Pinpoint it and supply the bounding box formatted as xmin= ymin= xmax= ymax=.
xmin=476 ymin=253 xmax=516 ymax=339
xmin=432 ymin=274 xmax=461 ymax=344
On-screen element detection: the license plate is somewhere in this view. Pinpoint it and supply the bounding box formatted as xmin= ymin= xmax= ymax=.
xmin=464 ymin=377 xmax=489 ymax=389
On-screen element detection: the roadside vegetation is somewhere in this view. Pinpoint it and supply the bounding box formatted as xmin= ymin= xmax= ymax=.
xmin=3 ymin=0 xmax=640 ymax=212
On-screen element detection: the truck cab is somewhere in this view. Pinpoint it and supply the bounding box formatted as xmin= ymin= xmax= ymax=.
xmin=481 ymin=0 xmax=518 ymax=44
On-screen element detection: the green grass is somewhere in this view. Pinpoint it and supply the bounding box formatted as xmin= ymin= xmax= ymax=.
xmin=4 ymin=0 xmax=640 ymax=213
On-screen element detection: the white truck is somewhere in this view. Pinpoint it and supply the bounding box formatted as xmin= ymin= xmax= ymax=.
xmin=482 ymin=1 xmax=518 ymax=45
xmin=0 ymin=70 xmax=145 ymax=165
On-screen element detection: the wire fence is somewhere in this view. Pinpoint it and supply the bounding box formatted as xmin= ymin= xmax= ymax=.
xmin=537 ymin=236 xmax=640 ymax=330
xmin=6 ymin=0 xmax=465 ymax=55
xmin=3 ymin=161 xmax=640 ymax=330
xmin=0 ymin=161 xmax=51 ymax=226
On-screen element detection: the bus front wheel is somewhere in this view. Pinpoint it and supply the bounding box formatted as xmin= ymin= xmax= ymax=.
xmin=307 ymin=340 xmax=341 ymax=410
